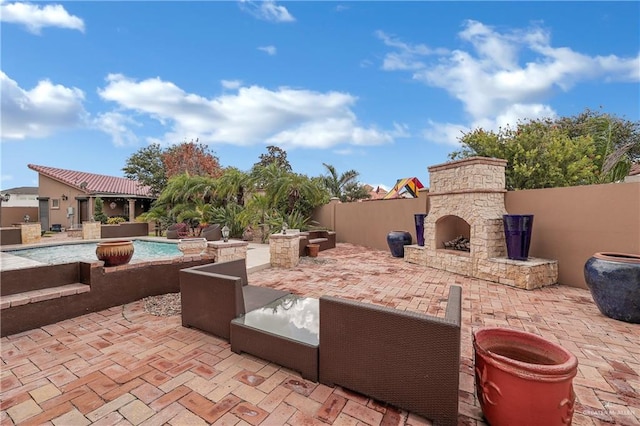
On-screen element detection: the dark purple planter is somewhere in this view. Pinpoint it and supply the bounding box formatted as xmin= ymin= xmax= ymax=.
xmin=414 ymin=214 xmax=427 ymax=247
xmin=386 ymin=231 xmax=412 ymax=257
xmin=503 ymin=214 xmax=534 ymax=261
xmin=584 ymin=252 xmax=640 ymax=324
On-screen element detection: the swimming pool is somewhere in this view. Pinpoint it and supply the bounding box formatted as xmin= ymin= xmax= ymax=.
xmin=5 ymin=240 xmax=182 ymax=265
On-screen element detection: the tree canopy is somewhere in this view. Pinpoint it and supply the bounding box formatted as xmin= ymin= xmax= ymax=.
xmin=321 ymin=163 xmax=370 ymax=202
xmin=122 ymin=143 xmax=166 ymax=196
xmin=123 ymin=140 xmax=223 ymax=196
xmin=450 ymin=109 xmax=640 ymax=190
xmin=252 ymin=145 xmax=292 ymax=172
xmin=163 ymin=140 xmax=223 ymax=179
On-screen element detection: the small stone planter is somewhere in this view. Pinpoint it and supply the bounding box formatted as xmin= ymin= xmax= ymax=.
xmin=178 ymin=237 xmax=208 ymax=256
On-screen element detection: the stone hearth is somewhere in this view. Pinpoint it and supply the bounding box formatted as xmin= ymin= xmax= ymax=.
xmin=404 ymin=157 xmax=558 ymax=290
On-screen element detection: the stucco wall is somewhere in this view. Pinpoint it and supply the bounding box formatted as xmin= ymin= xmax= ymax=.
xmin=504 ymin=182 xmax=640 ymax=288
xmin=0 ymin=207 xmax=39 ymax=228
xmin=316 ymin=194 xmax=428 ymax=250
xmin=313 ymin=182 xmax=639 ymax=289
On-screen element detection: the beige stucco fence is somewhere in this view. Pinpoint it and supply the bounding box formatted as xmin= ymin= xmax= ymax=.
xmin=312 ymin=182 xmax=640 ymax=289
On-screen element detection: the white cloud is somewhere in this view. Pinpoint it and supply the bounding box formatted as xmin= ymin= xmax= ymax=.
xmin=238 ymin=0 xmax=295 ymax=23
xmin=379 ymin=20 xmax=640 ymax=144
xmin=422 ymin=120 xmax=468 ymax=146
xmin=258 ymin=45 xmax=277 ymax=55
xmin=98 ymin=73 xmax=396 ymax=149
xmin=0 ymin=71 xmax=87 ymax=140
xmin=375 ymin=30 xmax=448 ymax=71
xmin=93 ymin=112 xmax=140 ymax=147
xmin=221 ymin=79 xmax=242 ymax=90
xmin=423 ymin=103 xmax=557 ymax=146
xmin=0 ymin=1 xmax=85 ymax=34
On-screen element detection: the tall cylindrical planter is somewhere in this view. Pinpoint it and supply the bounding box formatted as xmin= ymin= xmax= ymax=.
xmin=414 ymin=214 xmax=427 ymax=247
xmin=584 ymin=252 xmax=640 ymax=324
xmin=386 ymin=231 xmax=412 ymax=257
xmin=503 ymin=214 xmax=534 ymax=261
xmin=473 ymin=327 xmax=578 ymax=426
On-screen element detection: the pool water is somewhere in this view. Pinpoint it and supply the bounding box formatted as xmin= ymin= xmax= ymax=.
xmin=6 ymin=240 xmax=182 ymax=265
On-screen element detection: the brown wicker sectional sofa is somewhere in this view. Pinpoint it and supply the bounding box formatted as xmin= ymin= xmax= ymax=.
xmin=180 ymin=259 xmax=462 ymax=425
xmin=318 ymin=286 xmax=462 ymax=426
xmin=179 ymin=259 xmax=289 ymax=339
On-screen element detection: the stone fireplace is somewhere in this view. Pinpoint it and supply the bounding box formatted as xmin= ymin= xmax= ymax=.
xmin=404 ymin=157 xmax=558 ymax=290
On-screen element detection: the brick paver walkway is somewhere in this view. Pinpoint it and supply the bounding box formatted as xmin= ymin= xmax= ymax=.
xmin=2 ymin=243 xmax=639 ymax=425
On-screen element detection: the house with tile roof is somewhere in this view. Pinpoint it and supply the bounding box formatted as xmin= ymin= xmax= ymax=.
xmin=625 ymin=162 xmax=640 ymax=183
xmin=27 ymin=165 xmax=155 ymax=232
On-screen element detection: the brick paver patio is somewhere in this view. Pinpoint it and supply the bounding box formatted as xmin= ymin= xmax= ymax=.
xmin=1 ymin=243 xmax=639 ymax=425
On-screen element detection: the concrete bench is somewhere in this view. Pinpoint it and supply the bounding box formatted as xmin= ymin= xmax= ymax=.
xmin=299 ymin=230 xmax=336 ymax=256
xmin=308 ymin=237 xmax=328 ymax=245
xmin=0 ymin=283 xmax=90 ymax=309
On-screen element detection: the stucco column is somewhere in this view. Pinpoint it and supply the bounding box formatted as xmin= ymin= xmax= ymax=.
xmin=269 ymin=232 xmax=300 ymax=268
xmin=128 ymin=199 xmax=136 ymax=222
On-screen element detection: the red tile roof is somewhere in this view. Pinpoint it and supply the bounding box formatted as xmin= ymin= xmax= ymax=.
xmin=630 ymin=163 xmax=640 ymax=176
xmin=28 ymin=164 xmax=153 ymax=197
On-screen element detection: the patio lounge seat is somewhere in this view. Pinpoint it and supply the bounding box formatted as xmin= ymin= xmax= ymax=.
xmin=318 ymin=285 xmax=462 ymax=426
xmin=180 ymin=259 xmax=289 ymax=340
xmin=201 ymin=224 xmax=222 ymax=241
xmin=298 ymin=230 xmax=336 ymax=256
xmin=166 ymin=222 xmax=189 ymax=239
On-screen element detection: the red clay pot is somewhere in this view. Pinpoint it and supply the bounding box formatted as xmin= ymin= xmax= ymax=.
xmin=473 ymin=327 xmax=578 ymax=426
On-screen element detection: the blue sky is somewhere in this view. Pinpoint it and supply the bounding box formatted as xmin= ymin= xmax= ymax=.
xmin=1 ymin=1 xmax=639 ymax=191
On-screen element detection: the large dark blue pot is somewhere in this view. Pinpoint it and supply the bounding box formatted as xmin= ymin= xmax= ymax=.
xmin=414 ymin=214 xmax=427 ymax=247
xmin=584 ymin=252 xmax=640 ymax=324
xmin=387 ymin=230 xmax=412 ymax=257
xmin=503 ymin=214 xmax=534 ymax=261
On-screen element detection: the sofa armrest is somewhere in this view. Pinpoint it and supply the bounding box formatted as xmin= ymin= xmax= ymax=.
xmin=180 ymin=268 xmax=244 ymax=340
xmin=319 ymin=285 xmax=462 ymax=426
xmin=186 ymin=259 xmax=248 ymax=286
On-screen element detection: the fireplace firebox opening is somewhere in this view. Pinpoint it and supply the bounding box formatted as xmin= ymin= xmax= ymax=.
xmin=435 ymin=215 xmax=471 ymax=253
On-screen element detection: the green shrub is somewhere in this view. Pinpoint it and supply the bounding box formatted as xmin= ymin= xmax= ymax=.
xmin=94 ymin=197 xmax=108 ymax=224
xmin=107 ymin=216 xmax=127 ymax=225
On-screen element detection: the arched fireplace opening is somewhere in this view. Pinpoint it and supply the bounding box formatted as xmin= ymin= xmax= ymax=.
xmin=436 ymin=215 xmax=471 ymax=253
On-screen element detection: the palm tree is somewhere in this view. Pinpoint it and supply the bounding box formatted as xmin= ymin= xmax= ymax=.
xmin=321 ymin=163 xmax=360 ymax=201
xmin=272 ymin=172 xmax=325 ymax=215
xmin=216 ymin=167 xmax=250 ymax=205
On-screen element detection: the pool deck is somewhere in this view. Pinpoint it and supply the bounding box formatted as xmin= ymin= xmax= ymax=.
xmin=1 ymin=240 xmax=639 ymax=425
xmin=0 ymin=234 xmax=271 ymax=273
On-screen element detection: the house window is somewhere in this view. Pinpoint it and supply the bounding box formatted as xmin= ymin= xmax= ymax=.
xmin=52 ymin=199 xmax=60 ymax=209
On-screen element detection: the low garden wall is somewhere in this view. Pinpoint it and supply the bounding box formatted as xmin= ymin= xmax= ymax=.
xmin=0 ymin=227 xmax=21 ymax=246
xmin=101 ymin=222 xmax=149 ymax=238
xmin=0 ymin=256 xmax=214 ymax=337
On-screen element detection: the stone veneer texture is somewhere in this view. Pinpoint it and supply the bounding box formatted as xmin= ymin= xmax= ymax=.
xmin=407 ymin=157 xmax=558 ymax=289
xmin=269 ymin=233 xmax=299 ymax=268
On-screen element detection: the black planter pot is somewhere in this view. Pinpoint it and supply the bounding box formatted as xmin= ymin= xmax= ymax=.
xmin=386 ymin=230 xmax=412 ymax=257
xmin=584 ymin=252 xmax=640 ymax=324
xmin=503 ymin=214 xmax=534 ymax=260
